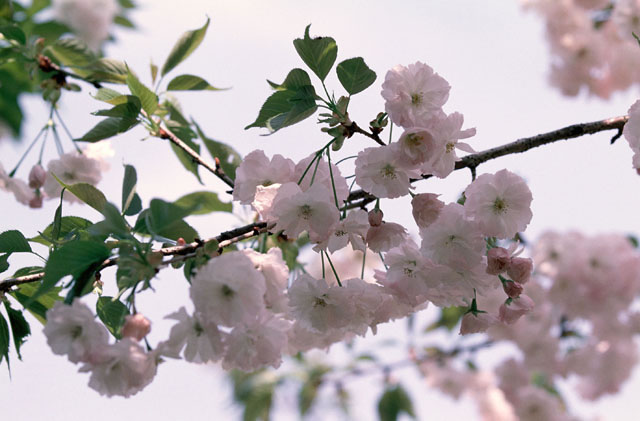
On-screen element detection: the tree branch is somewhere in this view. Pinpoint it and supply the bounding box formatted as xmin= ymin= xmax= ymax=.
xmin=156 ymin=124 xmax=235 ymax=190
xmin=344 ymin=115 xmax=629 ymax=209
xmin=346 ymin=121 xmax=386 ymax=146
xmin=0 ymin=221 xmax=273 ymax=292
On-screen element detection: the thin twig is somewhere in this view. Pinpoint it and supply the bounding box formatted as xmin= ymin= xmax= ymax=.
xmin=0 ymin=221 xmax=274 ymax=292
xmin=156 ymin=124 xmax=235 ymax=189
xmin=346 ymin=121 xmax=386 ymax=146
xmin=345 ymin=115 xmax=629 ymax=209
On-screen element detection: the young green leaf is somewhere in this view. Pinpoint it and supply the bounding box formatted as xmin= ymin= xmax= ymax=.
xmin=0 ymin=313 xmax=9 ymax=371
xmin=377 ymin=385 xmax=416 ymax=421
xmin=75 ymin=116 xmax=138 ymax=143
xmin=11 ymin=282 xmax=62 ymax=325
xmin=293 ymin=25 xmax=337 ymax=82
xmin=30 ymin=216 xmax=93 ymax=247
xmin=52 ymin=178 xmax=107 ymax=215
xmin=0 ymin=24 xmax=26 ymax=45
xmin=336 ymin=57 xmax=377 ymax=95
xmin=93 ymin=88 xmax=125 ymax=104
xmin=122 ymin=164 xmax=141 ymax=215
xmin=126 ymin=70 xmax=158 ymax=116
xmin=174 ymin=191 xmax=232 ymax=215
xmin=85 ymin=58 xmax=129 ymax=84
xmin=0 ymin=230 xmax=31 ymax=253
xmin=166 ymin=74 xmax=225 ymax=91
xmin=0 ymin=254 xmax=9 ymax=274
xmin=161 ymin=17 xmax=210 ymax=76
xmin=46 ymin=37 xmax=96 ymax=68
xmin=96 ymin=296 xmax=129 ymax=339
xmin=35 ymin=240 xmax=110 ymax=300
xmin=3 ymin=302 xmax=30 ymax=360
xmin=92 ymin=96 xmax=141 ymax=118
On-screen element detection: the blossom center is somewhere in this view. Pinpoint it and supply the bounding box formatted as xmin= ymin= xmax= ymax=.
xmin=445 ymin=142 xmax=455 ymax=153
xmin=221 ymin=284 xmax=235 ymax=298
xmin=335 ymin=229 xmax=347 ymax=237
xmin=411 ymin=92 xmax=423 ymax=105
xmin=299 ymin=204 xmax=313 ymax=220
xmin=380 ymin=164 xmax=397 ymax=179
xmin=313 ymin=295 xmax=328 ymax=308
xmin=70 ymin=326 xmax=83 ymax=339
xmin=492 ymin=197 xmax=508 ymax=214
xmin=406 ymin=133 xmax=423 ymax=145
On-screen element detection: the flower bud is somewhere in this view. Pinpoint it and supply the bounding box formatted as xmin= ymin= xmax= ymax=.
xmin=498 ymin=295 xmax=535 ymax=325
xmin=411 ymin=193 xmax=444 ymax=229
xmin=368 ymin=209 xmax=384 ymax=227
xmin=28 ymin=164 xmax=47 ymax=189
xmin=459 ymin=312 xmax=498 ymax=335
xmin=502 ymin=280 xmax=524 ymax=298
xmin=29 ymin=195 xmax=43 ymax=209
xmin=507 ymin=257 xmax=533 ymax=284
xmin=486 ymin=247 xmax=511 ymax=275
xmin=121 ymin=314 xmax=151 ymax=341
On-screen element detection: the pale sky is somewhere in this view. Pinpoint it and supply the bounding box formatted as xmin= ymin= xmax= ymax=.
xmin=2 ymin=1 xmax=640 ymax=419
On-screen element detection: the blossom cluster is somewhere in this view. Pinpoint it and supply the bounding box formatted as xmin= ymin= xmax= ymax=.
xmin=52 ymin=0 xmax=119 ymax=50
xmin=42 ymin=62 xmax=537 ymax=397
xmin=521 ymin=0 xmax=640 ymax=98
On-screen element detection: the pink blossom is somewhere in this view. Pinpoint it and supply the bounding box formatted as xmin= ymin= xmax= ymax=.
xmin=366 ymin=222 xmax=408 ymax=252
xmin=381 ymin=62 xmax=450 ymax=128
xmin=294 ymin=155 xmax=349 ymax=204
xmin=271 ymin=182 xmax=340 ymax=243
xmin=190 ymin=251 xmax=267 ymax=327
xmin=164 ymin=308 xmax=225 ymax=364
xmin=354 ymin=145 xmax=420 ymax=199
xmin=499 ymin=295 xmax=535 ymax=325
xmin=411 ymin=193 xmax=444 ymax=229
xmin=464 ymin=169 xmax=533 ymax=239
xmin=368 ymin=209 xmax=384 ymax=227
xmin=395 ymin=127 xmax=439 ymax=166
xmin=459 ymin=312 xmax=498 ymax=335
xmin=316 ymin=209 xmax=369 ymax=253
xmin=233 ymin=150 xmax=296 ymax=205
xmin=121 ymin=314 xmax=151 ymax=341
xmin=422 ymin=112 xmax=476 ymax=178
xmin=502 ymin=280 xmax=524 ymax=299
xmin=507 ymin=257 xmax=533 ymax=284
xmin=44 ymin=151 xmax=103 ymax=203
xmin=28 ymin=164 xmax=46 ymax=189
xmin=487 ymin=247 xmax=511 ymax=275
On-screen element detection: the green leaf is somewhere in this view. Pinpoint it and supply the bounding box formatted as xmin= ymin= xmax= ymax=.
xmin=292 ymin=25 xmax=337 ymax=81
xmin=93 ymin=96 xmax=141 ymax=118
xmin=96 ymin=296 xmax=129 ymax=339
xmin=93 ymin=88 xmax=124 ymax=104
xmin=425 ymin=306 xmax=466 ymax=332
xmin=122 ymin=164 xmax=140 ymax=214
xmin=166 ymin=74 xmax=224 ymax=91
xmin=75 ymin=116 xmax=138 ymax=143
xmin=0 ymin=24 xmax=26 ymax=45
xmin=135 ymin=199 xmax=198 ymax=242
xmin=150 ymin=61 xmax=158 ymax=85
xmin=53 ymin=178 xmax=107 ymax=215
xmin=267 ymin=68 xmax=313 ymax=91
xmin=114 ymin=15 xmax=135 ymax=28
xmin=377 ymin=385 xmax=415 ymax=421
xmin=161 ymin=17 xmax=210 ymax=76
xmin=10 ymin=282 xmax=62 ymax=325
xmin=89 ymin=202 xmax=130 ymax=238
xmin=336 ymin=57 xmax=376 ymax=95
xmin=35 ymin=240 xmax=110 ymax=301
xmin=0 ymin=254 xmax=9 ymax=274
xmin=4 ymin=302 xmax=30 ymax=360
xmin=85 ymin=58 xmax=129 ymax=84
xmin=30 ymin=216 xmax=93 ymax=246
xmin=174 ymin=191 xmax=232 ymax=215
xmin=195 ymin=122 xmax=242 ymax=180
xmin=0 ymin=230 xmax=31 ymax=253
xmin=0 ymin=313 xmax=9 ymax=371
xmin=126 ymin=70 xmax=158 ymax=116
xmin=299 ymin=367 xmax=329 ymax=415
xmin=46 ymin=38 xmax=96 ymax=71
xmin=245 ymin=70 xmax=318 ymax=134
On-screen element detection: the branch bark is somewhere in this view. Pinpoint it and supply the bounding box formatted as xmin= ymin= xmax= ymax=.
xmin=344 ymin=115 xmax=629 ymax=209
xmin=157 ymin=124 xmax=235 ymax=189
xmin=0 ymin=221 xmax=273 ymax=292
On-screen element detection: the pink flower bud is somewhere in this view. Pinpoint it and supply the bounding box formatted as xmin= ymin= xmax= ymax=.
xmin=499 ymin=295 xmax=535 ymax=325
xmin=121 ymin=314 xmax=151 ymax=341
xmin=459 ymin=312 xmax=498 ymax=335
xmin=368 ymin=209 xmax=384 ymax=227
xmin=28 ymin=164 xmax=47 ymax=189
xmin=507 ymin=257 xmax=533 ymax=284
xmin=29 ymin=195 xmax=43 ymax=209
xmin=411 ymin=193 xmax=444 ymax=228
xmin=486 ymin=247 xmax=511 ymax=275
xmin=502 ymin=280 xmax=524 ymax=298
